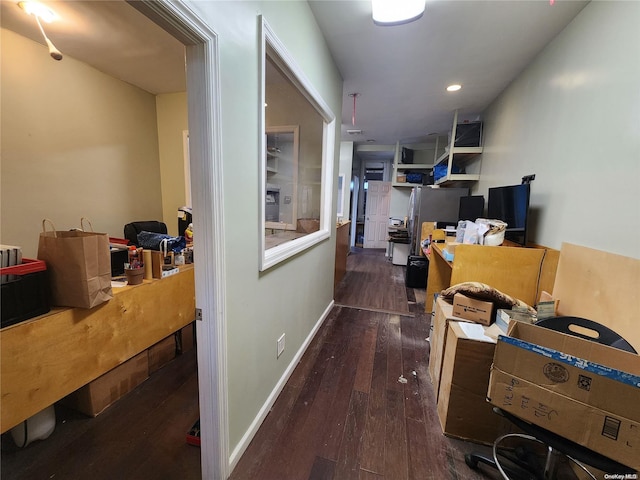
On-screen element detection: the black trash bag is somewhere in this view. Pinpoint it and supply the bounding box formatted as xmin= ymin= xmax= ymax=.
xmin=136 ymin=231 xmax=186 ymax=253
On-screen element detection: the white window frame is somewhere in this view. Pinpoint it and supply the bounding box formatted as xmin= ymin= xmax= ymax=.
xmin=259 ymin=16 xmax=335 ymax=271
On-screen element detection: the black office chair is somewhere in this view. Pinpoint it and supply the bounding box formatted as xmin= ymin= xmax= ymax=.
xmin=466 ymin=316 xmax=638 ymax=480
xmin=123 ymin=220 xmax=167 ymax=247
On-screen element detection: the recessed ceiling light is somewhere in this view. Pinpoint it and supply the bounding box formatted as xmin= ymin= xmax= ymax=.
xmin=447 ymin=84 xmax=462 ymax=92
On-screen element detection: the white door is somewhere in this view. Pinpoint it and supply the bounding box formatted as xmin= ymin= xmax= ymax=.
xmin=363 ymin=181 xmax=391 ymax=248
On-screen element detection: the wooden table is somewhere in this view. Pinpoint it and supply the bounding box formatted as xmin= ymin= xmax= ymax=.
xmin=424 ymin=239 xmax=559 ymax=314
xmin=334 ymin=221 xmax=350 ymax=291
xmin=0 ymin=265 xmax=195 ymax=432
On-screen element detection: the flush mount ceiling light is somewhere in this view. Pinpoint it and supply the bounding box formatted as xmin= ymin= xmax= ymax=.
xmin=447 ymin=84 xmax=462 ymax=92
xmin=372 ymin=0 xmax=425 ymax=26
xmin=18 ymin=1 xmax=63 ymax=61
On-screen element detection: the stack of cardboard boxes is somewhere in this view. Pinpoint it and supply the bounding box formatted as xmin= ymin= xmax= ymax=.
xmin=429 ymin=242 xmax=639 ymax=470
xmin=62 ymin=323 xmax=195 ymax=417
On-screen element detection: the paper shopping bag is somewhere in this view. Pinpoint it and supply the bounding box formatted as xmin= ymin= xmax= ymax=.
xmin=37 ymin=219 xmax=113 ymax=309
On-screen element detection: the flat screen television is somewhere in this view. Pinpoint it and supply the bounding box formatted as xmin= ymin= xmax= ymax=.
xmin=487 ymin=183 xmax=530 ymax=246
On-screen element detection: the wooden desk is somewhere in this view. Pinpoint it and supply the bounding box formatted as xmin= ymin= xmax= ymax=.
xmin=424 ymin=242 xmax=453 ymax=311
xmin=0 ymin=265 xmax=195 ymax=433
xmin=424 ymin=240 xmax=559 ymax=314
xmin=334 ymin=221 xmax=350 ymax=291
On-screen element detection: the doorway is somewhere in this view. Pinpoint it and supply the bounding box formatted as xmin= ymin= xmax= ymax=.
xmin=130 ymin=2 xmax=228 ymax=478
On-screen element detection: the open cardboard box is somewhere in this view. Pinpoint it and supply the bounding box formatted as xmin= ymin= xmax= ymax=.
xmin=437 ymin=321 xmax=517 ymax=444
xmin=487 ymin=243 xmax=640 ymax=469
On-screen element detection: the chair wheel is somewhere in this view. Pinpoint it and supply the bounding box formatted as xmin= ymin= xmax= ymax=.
xmin=515 ymin=445 xmax=528 ymax=460
xmin=465 ymin=453 xmax=479 ymax=469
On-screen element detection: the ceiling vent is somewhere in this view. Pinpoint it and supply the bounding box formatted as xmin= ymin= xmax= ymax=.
xmin=347 ymin=129 xmax=362 ymax=135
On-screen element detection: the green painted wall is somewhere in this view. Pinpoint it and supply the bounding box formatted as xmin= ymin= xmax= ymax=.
xmin=183 ymin=0 xmax=343 ymax=456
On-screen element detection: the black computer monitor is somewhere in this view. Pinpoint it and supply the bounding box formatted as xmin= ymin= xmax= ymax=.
xmin=458 ymin=195 xmax=485 ymax=222
xmin=487 ymin=184 xmax=531 ymax=246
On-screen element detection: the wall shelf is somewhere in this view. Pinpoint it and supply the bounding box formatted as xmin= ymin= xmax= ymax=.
xmin=433 ymin=110 xmax=483 ymax=186
xmin=391 ymin=135 xmax=447 ymax=188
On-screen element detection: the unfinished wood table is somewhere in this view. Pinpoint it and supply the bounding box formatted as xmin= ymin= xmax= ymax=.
xmin=0 ymin=265 xmax=195 ymax=433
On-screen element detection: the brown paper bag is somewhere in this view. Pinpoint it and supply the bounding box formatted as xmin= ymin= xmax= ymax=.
xmin=37 ymin=218 xmax=113 ymax=309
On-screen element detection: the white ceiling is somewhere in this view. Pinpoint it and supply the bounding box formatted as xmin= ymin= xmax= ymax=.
xmin=2 ymin=0 xmax=589 ymax=155
xmin=0 ymin=0 xmax=187 ymax=94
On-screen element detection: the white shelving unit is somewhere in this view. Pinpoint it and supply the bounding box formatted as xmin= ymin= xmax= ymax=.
xmin=266 ymin=148 xmax=278 ymax=173
xmin=391 ymin=136 xmax=447 ymax=188
xmin=433 ymin=110 xmax=483 ymax=186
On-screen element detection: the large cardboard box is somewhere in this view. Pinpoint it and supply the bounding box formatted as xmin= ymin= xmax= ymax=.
xmin=428 ymin=297 xmax=471 ymax=400
xmin=488 ymin=321 xmax=640 ymax=469
xmin=177 ymin=322 xmax=195 ymax=354
xmin=62 ymin=352 xmax=149 ymax=417
xmin=437 ymin=321 xmax=515 ymax=444
xmin=148 ymin=334 xmax=177 ymax=375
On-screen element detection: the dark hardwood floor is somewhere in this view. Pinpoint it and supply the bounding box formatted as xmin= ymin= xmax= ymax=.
xmin=231 ymin=248 xmax=498 ymax=480
xmin=1 ymin=348 xmax=201 ymax=480
xmin=1 ymin=247 xmax=501 ymax=480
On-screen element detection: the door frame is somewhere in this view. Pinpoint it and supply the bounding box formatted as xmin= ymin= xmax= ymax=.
xmin=129 ymin=1 xmax=228 ymax=478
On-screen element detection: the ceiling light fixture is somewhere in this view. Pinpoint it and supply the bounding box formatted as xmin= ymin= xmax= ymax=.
xmin=447 ymin=84 xmax=462 ymax=92
xmin=18 ymin=1 xmax=63 ymax=61
xmin=18 ymin=0 xmax=57 ymax=22
xmin=372 ymin=0 xmax=425 ymax=26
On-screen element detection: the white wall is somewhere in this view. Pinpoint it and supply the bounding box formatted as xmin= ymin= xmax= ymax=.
xmin=475 ymin=1 xmax=640 ymax=259
xmin=182 ymin=0 xmax=343 ymax=462
xmin=1 ymin=29 xmax=163 ymax=256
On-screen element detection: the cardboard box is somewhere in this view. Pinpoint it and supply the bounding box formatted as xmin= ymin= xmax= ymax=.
xmin=148 ymin=334 xmax=177 ymax=374
xmin=452 ymin=293 xmax=493 ymax=325
xmin=437 ymin=321 xmax=515 ymax=444
xmin=61 ymin=352 xmax=149 ymax=417
xmin=428 ymin=297 xmax=471 ymax=400
xmin=177 ymin=322 xmax=196 ymax=354
xmin=488 ymin=321 xmax=640 ymax=469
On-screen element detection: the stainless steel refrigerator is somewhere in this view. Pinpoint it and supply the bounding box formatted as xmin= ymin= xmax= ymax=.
xmin=408 ymin=186 xmax=469 ymax=255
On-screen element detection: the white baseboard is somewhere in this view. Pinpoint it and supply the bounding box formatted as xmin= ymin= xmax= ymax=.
xmin=228 ymin=300 xmax=335 ymax=471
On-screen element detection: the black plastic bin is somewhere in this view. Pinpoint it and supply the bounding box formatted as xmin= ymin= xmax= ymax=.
xmin=405 ymin=255 xmax=429 ymax=288
xmin=1 ymin=258 xmax=51 ymax=329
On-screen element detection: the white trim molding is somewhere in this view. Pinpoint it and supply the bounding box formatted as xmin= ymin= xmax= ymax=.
xmin=128 ymin=1 xmax=229 ymax=478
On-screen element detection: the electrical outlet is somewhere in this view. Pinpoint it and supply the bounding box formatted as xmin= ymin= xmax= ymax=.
xmin=277 ymin=333 xmax=285 ymax=358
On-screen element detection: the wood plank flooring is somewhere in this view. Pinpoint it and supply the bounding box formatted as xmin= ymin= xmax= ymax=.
xmin=334 ymin=248 xmax=413 ymax=315
xmin=231 ymin=248 xmax=497 ymax=480
xmin=0 ymin=349 xmax=201 ymax=480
